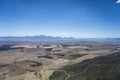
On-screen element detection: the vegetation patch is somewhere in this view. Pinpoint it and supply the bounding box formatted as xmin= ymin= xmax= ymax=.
xmin=49 ymin=71 xmax=66 ymax=80
xmin=44 ymin=48 xmax=53 ymax=51
xmin=53 ymin=53 xmax=65 ymax=58
xmin=0 ymin=45 xmax=12 ymax=51
xmin=0 ymin=63 xmax=9 ymax=68
xmin=37 ymin=55 xmax=54 ymax=59
xmin=63 ymin=54 xmax=87 ymax=60
xmin=0 ymin=76 xmax=5 ymax=80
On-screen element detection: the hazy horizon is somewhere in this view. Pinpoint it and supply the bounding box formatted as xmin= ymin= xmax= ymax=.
xmin=0 ymin=0 xmax=120 ymax=38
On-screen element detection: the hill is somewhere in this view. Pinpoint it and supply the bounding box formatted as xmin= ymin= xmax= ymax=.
xmin=49 ymin=52 xmax=120 ymax=80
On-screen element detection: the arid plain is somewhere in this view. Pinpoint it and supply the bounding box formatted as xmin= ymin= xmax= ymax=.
xmin=0 ymin=40 xmax=120 ymax=80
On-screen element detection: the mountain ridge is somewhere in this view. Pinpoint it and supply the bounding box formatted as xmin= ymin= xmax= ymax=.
xmin=0 ymin=35 xmax=74 ymax=41
xmin=0 ymin=35 xmax=120 ymax=41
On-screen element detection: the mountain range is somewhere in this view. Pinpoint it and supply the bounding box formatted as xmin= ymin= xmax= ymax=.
xmin=0 ymin=35 xmax=74 ymax=41
xmin=0 ymin=35 xmax=120 ymax=41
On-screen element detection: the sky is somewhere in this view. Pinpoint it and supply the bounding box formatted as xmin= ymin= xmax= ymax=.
xmin=0 ymin=0 xmax=120 ymax=38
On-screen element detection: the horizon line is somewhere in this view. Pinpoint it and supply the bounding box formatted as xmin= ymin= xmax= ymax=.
xmin=0 ymin=35 xmax=120 ymax=39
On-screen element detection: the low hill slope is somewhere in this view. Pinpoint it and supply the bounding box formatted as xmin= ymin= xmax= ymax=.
xmin=49 ymin=52 xmax=120 ymax=80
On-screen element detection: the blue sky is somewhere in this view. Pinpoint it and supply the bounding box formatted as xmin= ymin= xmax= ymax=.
xmin=0 ymin=0 xmax=120 ymax=38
